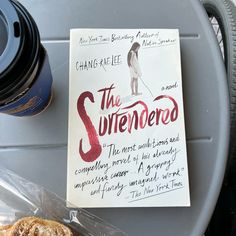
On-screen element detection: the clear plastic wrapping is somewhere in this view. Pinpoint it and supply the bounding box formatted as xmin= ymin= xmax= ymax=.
xmin=0 ymin=167 xmax=127 ymax=235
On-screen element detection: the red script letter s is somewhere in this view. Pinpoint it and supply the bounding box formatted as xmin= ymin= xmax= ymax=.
xmin=77 ymin=92 xmax=102 ymax=162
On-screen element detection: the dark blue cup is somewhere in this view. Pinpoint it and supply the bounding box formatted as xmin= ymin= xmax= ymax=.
xmin=0 ymin=0 xmax=53 ymax=116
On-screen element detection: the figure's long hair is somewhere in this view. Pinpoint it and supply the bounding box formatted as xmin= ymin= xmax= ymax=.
xmin=127 ymin=42 xmax=140 ymax=67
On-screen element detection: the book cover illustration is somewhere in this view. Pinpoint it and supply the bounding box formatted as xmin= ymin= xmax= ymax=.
xmin=67 ymin=29 xmax=190 ymax=207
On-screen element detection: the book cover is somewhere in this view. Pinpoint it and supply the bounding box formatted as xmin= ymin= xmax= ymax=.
xmin=67 ymin=29 xmax=190 ymax=207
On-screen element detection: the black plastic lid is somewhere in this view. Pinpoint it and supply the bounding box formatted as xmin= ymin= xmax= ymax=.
xmin=0 ymin=0 xmax=21 ymax=74
xmin=0 ymin=0 xmax=41 ymax=105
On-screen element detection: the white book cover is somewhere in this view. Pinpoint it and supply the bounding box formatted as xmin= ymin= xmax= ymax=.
xmin=67 ymin=29 xmax=190 ymax=208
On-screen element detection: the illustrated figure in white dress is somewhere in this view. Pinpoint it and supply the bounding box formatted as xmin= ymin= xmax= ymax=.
xmin=127 ymin=42 xmax=142 ymax=95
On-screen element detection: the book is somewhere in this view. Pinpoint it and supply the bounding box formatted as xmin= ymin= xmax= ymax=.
xmin=67 ymin=29 xmax=190 ymax=207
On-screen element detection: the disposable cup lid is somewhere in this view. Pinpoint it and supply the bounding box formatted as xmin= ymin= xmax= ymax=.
xmin=0 ymin=0 xmax=21 ymax=75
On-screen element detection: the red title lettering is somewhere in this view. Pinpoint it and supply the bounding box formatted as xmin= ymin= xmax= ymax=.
xmin=77 ymin=85 xmax=179 ymax=162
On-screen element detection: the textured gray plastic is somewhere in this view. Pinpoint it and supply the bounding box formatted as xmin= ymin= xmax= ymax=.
xmin=0 ymin=0 xmax=230 ymax=235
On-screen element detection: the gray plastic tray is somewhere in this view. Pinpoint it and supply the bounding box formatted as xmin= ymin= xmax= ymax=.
xmin=0 ymin=0 xmax=230 ymax=235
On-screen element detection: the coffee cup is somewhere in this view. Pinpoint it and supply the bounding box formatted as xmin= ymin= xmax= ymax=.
xmin=0 ymin=0 xmax=53 ymax=116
